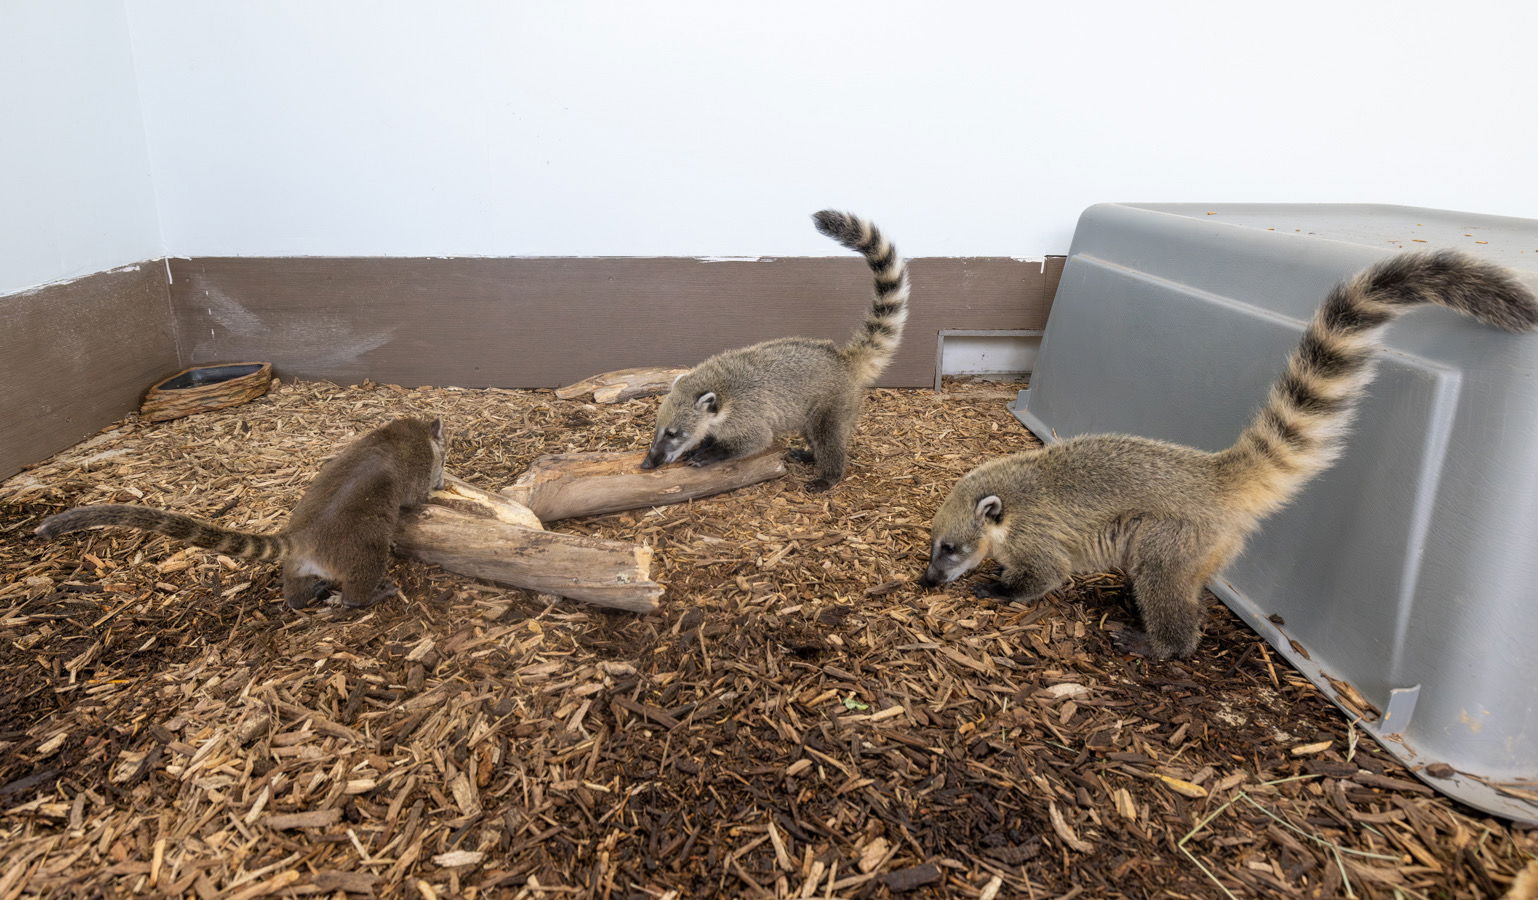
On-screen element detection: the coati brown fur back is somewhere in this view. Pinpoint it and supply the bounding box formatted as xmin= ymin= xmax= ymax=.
xmin=923 ymin=250 xmax=1538 ymax=658
xmin=37 ymin=417 xmax=446 ymax=610
xmin=641 ymin=210 xmax=910 ymax=491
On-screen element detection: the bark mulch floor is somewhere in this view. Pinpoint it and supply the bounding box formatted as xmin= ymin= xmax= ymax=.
xmin=1 ymin=378 xmax=1534 ymax=898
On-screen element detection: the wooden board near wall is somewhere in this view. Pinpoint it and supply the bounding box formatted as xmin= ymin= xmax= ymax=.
xmin=0 ymin=265 xmax=178 ymax=480
xmin=167 ymin=256 xmax=1064 ymax=389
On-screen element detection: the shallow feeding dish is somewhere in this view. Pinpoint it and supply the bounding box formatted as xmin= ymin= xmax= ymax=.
xmin=140 ymin=362 xmax=273 ymax=422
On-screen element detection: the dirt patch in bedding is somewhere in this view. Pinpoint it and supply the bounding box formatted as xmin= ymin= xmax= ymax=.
xmin=1 ymin=378 xmax=1533 ymax=898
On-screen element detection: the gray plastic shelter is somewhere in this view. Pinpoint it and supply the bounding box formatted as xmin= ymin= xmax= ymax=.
xmin=1012 ymin=203 xmax=1538 ymax=822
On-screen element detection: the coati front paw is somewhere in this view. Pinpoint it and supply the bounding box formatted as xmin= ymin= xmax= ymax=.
xmin=786 ymin=448 xmax=816 ymax=464
xmin=1110 ymin=628 xmax=1187 ymax=660
xmin=683 ymin=442 xmax=732 ymax=467
xmin=286 ymin=579 xmax=336 ymax=610
xmin=345 ymin=580 xmax=400 ymax=609
xmin=805 ymin=477 xmax=836 ymax=493
xmin=970 ymin=580 xmax=1015 ymax=601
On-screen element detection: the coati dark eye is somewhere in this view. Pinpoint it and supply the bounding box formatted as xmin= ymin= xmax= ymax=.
xmin=664 ymin=428 xmax=678 ymax=439
xmin=939 ymin=542 xmax=956 ymax=556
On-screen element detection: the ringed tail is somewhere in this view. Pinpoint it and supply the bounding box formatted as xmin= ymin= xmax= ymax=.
xmin=812 ymin=209 xmax=911 ymax=385
xmin=35 ymin=504 xmax=291 ymax=560
xmin=1219 ymin=249 xmax=1538 ymax=516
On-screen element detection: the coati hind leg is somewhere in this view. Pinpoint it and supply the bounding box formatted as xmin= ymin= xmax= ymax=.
xmin=1119 ymin=524 xmax=1217 ymax=659
xmin=804 ymin=398 xmax=860 ymax=492
xmin=1119 ymin=563 xmax=1208 ymax=659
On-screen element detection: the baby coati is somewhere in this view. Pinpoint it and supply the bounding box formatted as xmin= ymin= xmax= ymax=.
xmin=923 ymin=250 xmax=1538 ymax=658
xmin=36 ymin=417 xmax=445 ymax=610
xmin=640 ymin=209 xmax=911 ymax=491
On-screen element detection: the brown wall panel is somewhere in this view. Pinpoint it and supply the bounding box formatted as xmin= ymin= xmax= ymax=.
xmin=166 ymin=257 xmax=1055 ymax=390
xmin=0 ymin=265 xmax=179 ymax=479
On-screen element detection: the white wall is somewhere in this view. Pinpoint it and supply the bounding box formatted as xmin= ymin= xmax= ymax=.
xmin=54 ymin=1 xmax=1538 ymax=260
xmin=0 ymin=2 xmax=162 ymax=294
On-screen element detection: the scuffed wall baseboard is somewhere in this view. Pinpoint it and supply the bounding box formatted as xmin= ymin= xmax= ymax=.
xmin=2 ymin=255 xmax=1062 ymax=478
xmin=0 ymin=264 xmax=178 ymax=480
xmin=166 ymin=256 xmax=1063 ymax=390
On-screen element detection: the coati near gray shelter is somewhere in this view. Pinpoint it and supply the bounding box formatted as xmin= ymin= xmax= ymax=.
xmin=37 ymin=417 xmax=446 ymax=611
xmin=641 ymin=210 xmax=910 ymax=491
xmin=922 ymin=250 xmax=1538 ymax=659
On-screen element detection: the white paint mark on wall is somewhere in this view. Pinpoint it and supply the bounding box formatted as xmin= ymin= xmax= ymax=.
xmin=194 ymin=285 xmax=397 ymax=371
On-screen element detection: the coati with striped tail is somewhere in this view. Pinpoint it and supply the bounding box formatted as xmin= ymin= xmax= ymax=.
xmin=922 ymin=250 xmax=1538 ymax=658
xmin=641 ymin=210 xmax=910 ymax=492
xmin=36 ymin=417 xmax=446 ymax=610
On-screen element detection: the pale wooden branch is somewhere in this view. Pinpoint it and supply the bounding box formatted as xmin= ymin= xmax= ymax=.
xmin=395 ymin=506 xmax=661 ymax=614
xmin=554 ymin=366 xmax=691 ymax=404
xmin=499 ymin=450 xmax=786 ymax=522
xmin=430 ymin=474 xmax=543 ymax=530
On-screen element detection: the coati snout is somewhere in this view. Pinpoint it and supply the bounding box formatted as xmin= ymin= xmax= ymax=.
xmin=641 ymin=389 xmax=720 ymax=469
xmin=921 ymin=494 xmax=999 ymax=587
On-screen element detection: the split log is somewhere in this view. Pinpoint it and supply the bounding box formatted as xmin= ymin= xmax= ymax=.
xmin=430 ymin=475 xmax=543 ymax=530
xmin=395 ymin=506 xmax=661 ymax=614
xmin=554 ymin=366 xmax=691 ymax=404
xmin=500 ymin=450 xmax=786 ymax=522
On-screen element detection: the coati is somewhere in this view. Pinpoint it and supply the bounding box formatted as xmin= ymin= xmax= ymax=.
xmin=640 ymin=209 xmax=910 ymax=491
xmin=36 ymin=417 xmax=446 ymax=610
xmin=922 ymin=250 xmax=1538 ymax=659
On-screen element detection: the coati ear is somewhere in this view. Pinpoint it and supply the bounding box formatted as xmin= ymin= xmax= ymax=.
xmin=695 ymin=392 xmax=719 ymax=414
xmin=428 ymin=417 xmax=444 ymax=440
xmin=672 ymin=373 xmax=687 ymax=388
xmin=974 ymin=495 xmax=1003 ymax=524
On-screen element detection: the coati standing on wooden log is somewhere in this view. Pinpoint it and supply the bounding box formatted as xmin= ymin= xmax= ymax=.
xmin=922 ymin=250 xmax=1538 ymax=658
xmin=641 ymin=210 xmax=910 ymax=492
xmin=37 ymin=417 xmax=446 ymax=610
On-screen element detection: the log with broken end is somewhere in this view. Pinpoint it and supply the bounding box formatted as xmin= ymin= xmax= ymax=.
xmin=554 ymin=366 xmax=691 ymax=404
xmin=499 ymin=449 xmax=786 ymax=522
xmin=394 ymin=480 xmax=662 ymax=614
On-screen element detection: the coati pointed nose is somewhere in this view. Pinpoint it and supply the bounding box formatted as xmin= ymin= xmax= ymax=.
xmin=919 ymin=568 xmax=940 ymax=589
xmin=639 ymin=454 xmax=659 ymax=470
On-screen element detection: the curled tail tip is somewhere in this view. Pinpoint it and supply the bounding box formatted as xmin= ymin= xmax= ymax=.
xmin=1478 ymin=275 xmax=1538 ymax=333
xmin=1431 ymin=249 xmax=1538 ymax=331
xmin=1374 ymin=249 xmax=1538 ymax=333
xmin=811 ymin=209 xmax=865 ymax=247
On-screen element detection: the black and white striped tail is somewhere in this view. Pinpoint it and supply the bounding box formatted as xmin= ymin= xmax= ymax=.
xmin=1223 ymin=249 xmax=1537 ymax=516
xmin=36 ymin=504 xmax=290 ymax=560
xmin=813 ymin=209 xmax=911 ymax=385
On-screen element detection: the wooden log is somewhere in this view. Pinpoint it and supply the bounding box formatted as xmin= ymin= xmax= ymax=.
xmin=140 ymin=362 xmax=272 ymax=423
xmin=554 ymin=366 xmax=691 ymax=403
xmin=430 ymin=474 xmax=543 ymax=530
xmin=500 ymin=449 xmax=786 ymax=522
xmin=395 ymin=506 xmax=661 ymax=614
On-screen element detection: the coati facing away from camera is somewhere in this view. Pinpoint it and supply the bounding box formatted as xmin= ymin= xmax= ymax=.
xmin=37 ymin=417 xmax=446 ymax=610
xmin=923 ymin=250 xmax=1538 ymax=659
xmin=640 ymin=210 xmax=910 ymax=491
